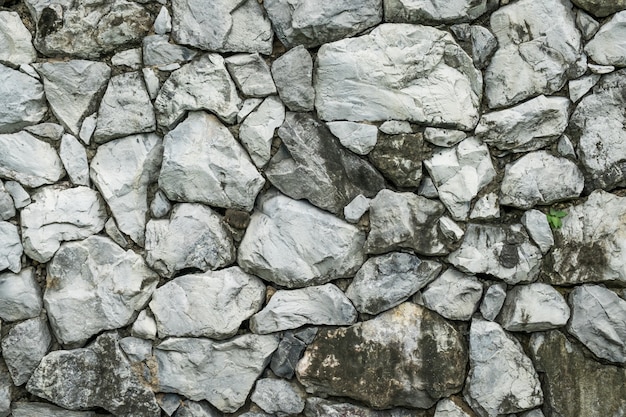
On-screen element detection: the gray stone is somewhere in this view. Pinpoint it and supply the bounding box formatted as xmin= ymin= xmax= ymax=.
xmin=384 ymin=0 xmax=495 ymax=23
xmin=60 ymin=134 xmax=89 ymax=186
xmin=23 ymin=123 xmax=64 ymax=141
xmin=270 ymin=329 xmax=318 ymax=379
xmin=11 ymin=402 xmax=98 ymax=417
xmin=45 ymin=235 xmax=159 ymax=345
xmin=250 ymin=284 xmax=357 ymax=334
xmin=132 ymin=309 xmax=157 ymax=340
xmin=315 ymin=24 xmax=482 ymax=131
xmin=20 ymin=186 xmax=106 ymax=263
xmin=576 ymin=10 xmax=600 ymax=40
xmin=79 ymin=113 xmax=97 ymax=144
xmin=463 ymin=319 xmax=543 ymax=417
xmin=2 ymin=316 xmax=51 ymax=385
xmin=142 ymin=68 xmax=160 ymax=100
xmin=155 ymin=54 xmax=242 ymax=128
xmin=238 ymin=191 xmax=366 ymax=288
xmin=271 ymin=46 xmax=315 ymax=112
xmin=423 ymin=128 xmax=466 ymax=147
xmin=484 ymin=0 xmax=581 ymax=108
xmin=327 ymin=121 xmax=378 ymax=155
xmin=521 ymin=210 xmax=554 ymax=254
xmin=366 ymin=189 xmax=454 ymax=256
xmin=467 ymin=25 xmax=498 ymax=69
xmin=225 ymin=53 xmax=276 ymax=97
xmin=154 ymin=334 xmax=279 ymax=413
xmin=265 ymin=0 xmax=381 ymax=48
xmin=297 ymin=302 xmax=468 ymax=409
xmin=251 ymin=378 xmax=305 ymax=417
xmin=159 ymin=394 xmax=181 ymax=416
xmin=104 ymin=217 xmax=129 ymax=249
xmin=119 ymin=337 xmax=152 ymax=363
xmin=150 ymin=190 xmax=171 ymax=218
xmin=159 ymin=111 xmax=264 ymax=210
xmin=305 ymin=397 xmax=432 ymax=417
xmin=91 ymin=133 xmax=162 ymax=246
xmin=368 ymin=132 xmax=427 ymax=188
xmin=239 ymin=96 xmax=285 ymax=167
xmin=173 ymin=401 xmax=220 ymax=417
xmin=150 ymin=267 xmax=264 ymax=339
xmin=346 ymin=252 xmax=442 ymax=315
xmin=0 ymin=11 xmax=36 ymax=66
xmin=422 ymin=268 xmax=483 ymax=321
xmin=448 ymin=224 xmax=542 ymax=284
xmin=94 ymin=72 xmax=155 ymax=143
xmin=557 ymin=135 xmax=577 ymax=158
xmin=379 ymin=121 xmax=412 ymax=135
xmin=434 ymin=397 xmax=477 ymax=417
xmin=237 ymin=98 xmax=263 ymax=123
xmin=27 ymin=332 xmax=160 ymax=416
xmin=567 ymin=285 xmax=626 ymax=363
xmin=0 ymin=362 xmax=9 ymax=417
xmin=418 ymin=176 xmax=439 ymax=198
xmin=425 ymin=137 xmax=496 ymax=220
xmin=475 ymin=96 xmax=571 ymax=152
xmin=343 ymin=194 xmax=370 ymax=223
xmin=3 ymin=181 xmax=29 ymax=209
xmin=0 ymin=222 xmax=22 ymax=273
xmin=569 ymin=74 xmax=600 ymax=102
xmin=0 ymin=268 xmax=41 ymax=322
xmin=142 ymin=35 xmax=197 ymax=68
xmin=498 ymin=283 xmax=570 ymax=332
xmin=111 ymin=48 xmax=142 ymax=69
xmin=572 ymin=0 xmax=626 ymax=18
xmin=0 ymin=64 xmax=47 ymax=133
xmin=479 ymin=283 xmax=507 ymax=321
xmin=171 ymin=0 xmax=272 ymax=54
xmin=0 ymin=182 xmax=14 ymax=220
xmin=266 ymin=112 xmax=385 ymax=214
xmin=439 ymin=216 xmax=464 ymax=242
xmin=588 ymin=63 xmax=615 ymax=74
xmin=469 ymin=193 xmax=500 ymax=220
xmin=500 ymin=152 xmax=584 ymax=209
xmin=154 ymin=6 xmax=172 ymax=35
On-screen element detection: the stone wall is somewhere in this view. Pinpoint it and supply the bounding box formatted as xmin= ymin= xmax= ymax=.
xmin=1 ymin=0 xmax=626 ymax=416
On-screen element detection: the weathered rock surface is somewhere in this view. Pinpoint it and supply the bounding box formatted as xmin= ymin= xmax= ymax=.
xmin=154 ymin=334 xmax=279 ymax=413
xmin=91 ymin=133 xmax=162 ymax=246
xmin=59 ymin=134 xmax=89 ymax=186
xmin=0 ymin=363 xmax=9 ymax=417
xmin=11 ymin=402 xmax=99 ymax=417
xmin=2 ymin=316 xmax=51 ymax=385
xmin=45 ymin=235 xmax=159 ymax=345
xmin=572 ymin=0 xmax=626 ymax=17
xmin=239 ymin=96 xmax=285 ymax=167
xmin=266 ymin=112 xmax=385 ymax=214
xmin=173 ymin=401 xmax=219 ymax=417
xmin=384 ymin=0 xmax=495 ymax=23
xmin=297 ymin=303 xmax=467 ymax=409
xmin=142 ymin=35 xmax=197 ymax=67
xmin=422 ymin=268 xmax=483 ymax=321
xmin=159 ymin=111 xmax=263 ymax=210
xmin=145 ymin=203 xmax=235 ymax=278
xmin=271 ymin=328 xmax=318 ymax=379
xmin=498 ymin=283 xmax=570 ymax=332
xmin=479 ymin=283 xmax=506 ymax=321
xmin=448 ymin=224 xmax=542 ymax=284
xmin=463 ymin=319 xmax=543 ymax=417
xmin=567 ymin=285 xmax=626 ymax=363
xmin=0 ymin=182 xmax=15 ymax=221
xmin=0 ymin=11 xmax=37 ymax=66
xmin=521 ymin=210 xmax=554 ymax=254
xmin=271 ymin=46 xmax=315 ymax=112
xmin=251 ymin=378 xmax=305 ymax=417
xmin=20 ymin=186 xmax=106 ymax=263
xmin=265 ymin=0 xmax=382 ymax=48
xmin=239 ymin=191 xmax=365 ymax=288
xmin=250 ymin=284 xmax=357 ymax=334
xmin=424 ymin=128 xmax=466 ymax=148
xmin=0 ymin=268 xmax=41 ymax=321
xmin=327 ymin=122 xmax=378 ymax=155
xmin=315 ymin=24 xmax=482 ymax=130
xmin=149 ymin=267 xmax=264 ymax=339
xmin=225 ymin=53 xmax=276 ymax=97
xmin=343 ymin=194 xmax=371 ymax=223
xmin=0 ymin=222 xmax=22 ymax=273
xmin=154 ymin=6 xmax=172 ymax=35
xmin=569 ymin=74 xmax=600 ymax=102
xmin=346 ymin=252 xmax=442 ymax=315
xmin=150 ymin=190 xmax=171 ymax=218
xmin=0 ymin=64 xmax=47 ymax=133
xmin=305 ymin=397 xmax=432 ymax=417
xmin=27 ymin=332 xmax=160 ymax=416
xmin=368 ymin=132 xmax=427 ymax=188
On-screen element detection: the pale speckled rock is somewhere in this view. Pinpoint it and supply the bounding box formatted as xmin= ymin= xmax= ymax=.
xmin=368 ymin=132 xmax=426 ymax=188
xmin=45 ymin=235 xmax=159 ymax=345
xmin=154 ymin=6 xmax=172 ymax=35
xmin=422 ymin=268 xmax=483 ymax=321
xmin=150 ymin=190 xmax=171 ymax=218
xmin=327 ymin=121 xmax=378 ymax=155
xmin=500 ymin=152 xmax=584 ymax=209
xmin=572 ymin=0 xmax=626 ymax=17
xmin=0 ymin=11 xmax=37 ymax=65
xmin=521 ymin=210 xmax=554 ymax=254
xmin=379 ymin=120 xmax=412 ymax=135
xmin=439 ymin=216 xmax=464 ymax=242
xmin=2 ymin=316 xmax=51 ymax=385
xmin=305 ymin=397 xmax=433 ymax=417
xmin=567 ymin=285 xmax=626 ymax=363
xmin=343 ymin=194 xmax=370 ymax=223
xmin=346 ymin=252 xmax=442 ymax=315
xmin=423 ymin=127 xmax=466 ymax=147
xmin=0 ymin=363 xmax=9 ymax=417
xmin=79 ymin=113 xmax=97 ymax=144
xmin=143 ymin=68 xmax=160 ymax=100
xmin=297 ymin=303 xmax=468 ymax=409
xmin=587 ymin=11 xmax=626 ymax=64
xmin=239 ymin=96 xmax=285 ymax=167
xmin=434 ymin=397 xmax=477 ymax=417
xmin=250 ymin=284 xmax=356 ymax=334
xmin=315 ymin=24 xmax=482 ymax=131
xmin=265 ymin=0 xmax=382 ymax=48
xmin=271 ymin=46 xmax=315 ymax=112
xmin=154 ymin=334 xmax=279 ymax=413
xmin=557 ymin=135 xmax=577 ymax=158
xmin=576 ymin=10 xmax=600 ymax=40
xmin=23 ymin=123 xmax=64 ymax=141
xmin=173 ymin=401 xmax=220 ymax=417
xmin=479 ymin=283 xmax=506 ymax=321
xmin=0 ymin=268 xmax=41 ymax=322
xmin=498 ymin=283 xmax=569 ymax=332
xmin=463 ymin=319 xmax=543 ymax=417
xmin=225 ymin=53 xmax=276 ymax=97
xmin=131 ymin=309 xmax=157 ymax=340
xmin=155 ymin=54 xmax=242 ymax=128
xmin=142 ymin=35 xmax=197 ymax=67
xmin=3 ymin=181 xmax=29 ymax=209
xmin=150 ymin=267 xmax=264 ymax=339
xmin=569 ymin=74 xmax=600 ymax=103
xmin=159 ymin=394 xmax=181 ymax=416
xmin=119 ymin=337 xmax=152 ymax=363
xmin=238 ymin=191 xmax=366 ymax=288
xmin=237 ymin=98 xmax=263 ymax=122
xmin=111 ymin=48 xmax=142 ymax=69
xmin=159 ymin=112 xmax=263 ymax=210
xmin=589 ymin=63 xmax=615 ymax=74
xmin=0 ymin=182 xmax=14 ymax=220
xmin=60 ymin=134 xmax=89 ymax=186
xmin=104 ymin=217 xmax=129 ymax=249
xmin=0 ymin=222 xmax=22 ymax=273
xmin=448 ymin=224 xmax=542 ymax=284
xmin=469 ymin=193 xmax=500 ymax=220
xmin=384 ymin=0 xmax=496 ymax=23
xmin=467 ymin=25 xmax=498 ymax=69
xmin=475 ymin=96 xmax=571 ymax=152
xmin=0 ymin=64 xmax=47 ymax=133
xmin=485 ymin=0 xmax=581 ymax=108
xmin=91 ymin=133 xmax=163 ymax=246
xmin=251 ymin=378 xmax=305 ymax=417
xmin=11 ymin=402 xmax=98 ymax=417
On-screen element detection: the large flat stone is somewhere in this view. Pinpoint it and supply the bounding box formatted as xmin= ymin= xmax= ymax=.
xmin=0 ymin=64 xmax=47 ymax=133
xmin=0 ymin=11 xmax=36 ymax=65
xmin=384 ymin=0 xmax=496 ymax=23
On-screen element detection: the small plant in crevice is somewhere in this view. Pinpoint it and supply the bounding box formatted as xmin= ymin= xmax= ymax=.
xmin=546 ymin=208 xmax=567 ymax=229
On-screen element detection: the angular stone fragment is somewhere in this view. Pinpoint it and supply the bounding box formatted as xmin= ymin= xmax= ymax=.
xmin=315 ymin=24 xmax=482 ymax=130
xmin=346 ymin=252 xmax=442 ymax=315
xmin=343 ymin=194 xmax=370 ymax=223
xmin=154 ymin=6 xmax=172 ymax=35
xmin=266 ymin=112 xmax=385 ymax=214
xmin=119 ymin=337 xmax=152 ymax=363
xmin=238 ymin=191 xmax=365 ymax=288
xmin=384 ymin=0 xmax=495 ymax=23
xmin=251 ymin=378 xmax=305 ymax=417
xmin=327 ymin=121 xmax=378 ymax=155
xmin=500 ymin=152 xmax=584 ymax=209
xmin=379 ymin=120 xmax=412 ymax=135
xmin=3 ymin=181 xmax=29 ymax=209
xmin=469 ymin=193 xmax=500 ymax=220
xmin=297 ymin=303 xmax=467 ymax=409
xmin=424 ymin=127 xmax=466 ymax=147
xmin=448 ymin=224 xmax=542 ymax=284
xmin=239 ymin=96 xmax=285 ymax=167
xmin=173 ymin=401 xmax=219 ymax=417
xmin=521 ymin=209 xmax=554 ymax=254
xmin=479 ymin=283 xmax=506 ymax=321
xmin=24 ymin=123 xmax=64 ymax=141
xmin=305 ymin=397 xmax=432 ymax=417
xmin=104 ymin=217 xmax=129 ymax=249
xmin=265 ymin=0 xmax=382 ymax=48
xmin=422 ymin=268 xmax=483 ymax=321
xmin=110 ymin=48 xmax=142 ymax=69
xmin=0 ymin=269 xmax=41 ymax=322
xmin=0 ymin=11 xmax=37 ymax=65
xmin=0 ymin=182 xmax=14 ymax=221
xmin=150 ymin=190 xmax=171 ymax=218
xmin=0 ymin=362 xmax=9 ymax=417
xmin=45 ymin=236 xmax=159 ymax=345
xmin=150 ymin=267 xmax=264 ymax=339
xmin=485 ymin=0 xmax=581 ymax=108
xmin=250 ymin=284 xmax=356 ymax=334
xmin=131 ymin=309 xmax=157 ymax=340
xmin=59 ymin=134 xmax=89 ymax=186
xmin=498 ymin=283 xmax=569 ymax=332
xmin=577 ymin=10 xmax=600 ymax=40
xmin=2 ymin=316 xmax=51 ymax=385
xmin=225 ymin=53 xmax=276 ymax=97
xmin=27 ymin=332 xmax=160 ymax=416
xmin=270 ymin=328 xmax=318 ymax=379
xmin=369 ymin=132 xmax=427 ymax=188
xmin=475 ymin=96 xmax=571 ymax=152
xmin=91 ymin=133 xmax=162 ymax=246
xmin=154 ymin=334 xmax=279 ymax=413
xmin=142 ymin=35 xmax=197 ymax=67
xmin=0 ymin=222 xmax=22 ymax=273
xmin=11 ymin=402 xmax=97 ymax=417
xmin=572 ymin=0 xmax=626 ymax=17
xmin=569 ymin=74 xmax=600 ymax=102
xmin=158 ymin=112 xmax=263 ymax=210
xmin=567 ymin=285 xmax=626 ymax=363
xmin=0 ymin=64 xmax=47 ymax=134
xmin=434 ymin=397 xmax=477 ymax=417
xmin=155 ymin=54 xmax=242 ymax=128
xmin=463 ymin=319 xmax=543 ymax=417
xmin=271 ymin=46 xmax=315 ymax=112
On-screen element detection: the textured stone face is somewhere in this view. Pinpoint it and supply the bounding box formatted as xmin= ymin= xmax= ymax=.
xmin=497 ymin=283 xmax=570 ymax=332
xmin=384 ymin=0 xmax=496 ymax=23
xmin=0 ymin=64 xmax=47 ymax=134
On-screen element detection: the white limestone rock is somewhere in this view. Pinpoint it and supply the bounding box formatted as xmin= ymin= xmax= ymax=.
xmin=59 ymin=134 xmax=89 ymax=186
xmin=91 ymin=133 xmax=163 ymax=246
xmin=119 ymin=336 xmax=152 ymax=363
xmin=379 ymin=120 xmax=412 ymax=135
xmin=79 ymin=113 xmax=97 ymax=144
xmin=2 ymin=316 xmax=51 ymax=385
xmin=172 ymin=401 xmax=219 ymax=417
xmin=576 ymin=10 xmax=600 ymax=40
xmin=24 ymin=123 xmax=63 ymax=141
xmin=343 ymin=194 xmax=370 ymax=223
xmin=384 ymin=0 xmax=496 ymax=23
xmin=315 ymin=24 xmax=482 ymax=131
xmin=111 ymin=48 xmax=142 ymax=69
xmin=0 ymin=268 xmax=41 ymax=322
xmin=521 ymin=209 xmax=554 ymax=254
xmin=422 ymin=268 xmax=483 ymax=321
xmin=250 ymin=284 xmax=357 ymax=334
xmin=469 ymin=192 xmax=500 ymax=220
xmin=423 ymin=127 xmax=467 ymax=147
xmin=237 ymin=98 xmax=263 ymax=123
xmin=131 ymin=310 xmax=157 ymax=340
xmin=434 ymin=397 xmax=478 ymax=417
xmin=0 ymin=222 xmax=22 ymax=273
xmin=142 ymin=35 xmax=196 ymax=67
xmin=11 ymin=402 xmax=98 ymax=417
xmin=239 ymin=96 xmax=285 ymax=167
xmin=475 ymin=96 xmax=571 ymax=152
xmin=3 ymin=181 xmax=30 ymax=209
xmin=45 ymin=235 xmax=159 ymax=345
xmin=0 ymin=64 xmax=47 ymax=133
xmin=588 ymin=63 xmax=615 ymax=74
xmin=104 ymin=217 xmax=129 ymax=249
xmin=439 ymin=216 xmax=464 ymax=242
xmin=150 ymin=190 xmax=171 ymax=218
xmin=225 ymin=53 xmax=276 ymax=97
xmin=479 ymin=283 xmax=507 ymax=321
xmin=569 ymin=74 xmax=600 ymax=102
xmin=500 ymin=152 xmax=584 ymax=209
xmin=271 ymin=46 xmax=315 ymax=112
xmin=238 ymin=191 xmax=366 ymax=288
xmin=0 ymin=182 xmax=14 ymax=220
xmin=557 ymin=135 xmax=577 ymax=158
xmin=158 ymin=111 xmax=264 ymax=211
xmin=585 ymin=11 xmax=626 ymax=67
xmin=327 ymin=121 xmax=378 ymax=155
xmin=0 ymin=11 xmax=37 ymax=66
xmin=251 ymin=378 xmax=305 ymax=417
xmin=154 ymin=6 xmax=172 ymax=34
xmin=498 ymin=283 xmax=569 ymax=332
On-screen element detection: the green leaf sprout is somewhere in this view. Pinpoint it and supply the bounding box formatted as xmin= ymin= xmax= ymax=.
xmin=546 ymin=208 xmax=567 ymax=229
